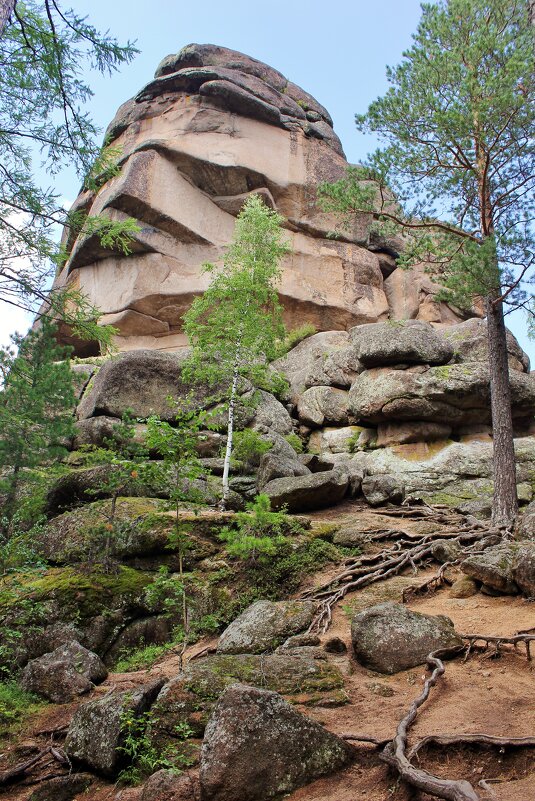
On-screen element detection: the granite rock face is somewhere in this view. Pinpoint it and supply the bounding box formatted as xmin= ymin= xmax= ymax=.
xmin=217 ymin=600 xmax=317 ymax=654
xmin=53 ymin=44 xmax=472 ymax=355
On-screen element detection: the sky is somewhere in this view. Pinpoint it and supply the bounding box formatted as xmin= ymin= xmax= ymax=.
xmin=2 ymin=0 xmax=533 ymax=361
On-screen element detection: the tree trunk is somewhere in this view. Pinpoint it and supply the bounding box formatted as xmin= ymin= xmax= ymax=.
xmin=0 ymin=0 xmax=15 ymax=37
xmin=486 ymin=294 xmax=518 ymax=527
xmin=220 ymin=368 xmax=239 ymax=510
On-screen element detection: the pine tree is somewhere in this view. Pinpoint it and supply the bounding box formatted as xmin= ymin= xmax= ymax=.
xmin=182 ymin=194 xmax=289 ymax=509
xmin=320 ymin=0 xmax=534 ymax=527
xmin=0 ymin=318 xmax=75 ymax=536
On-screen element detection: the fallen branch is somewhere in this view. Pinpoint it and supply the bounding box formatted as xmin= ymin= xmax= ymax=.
xmin=408 ymin=732 xmax=535 ymax=761
xmin=380 ymin=648 xmax=480 ymax=801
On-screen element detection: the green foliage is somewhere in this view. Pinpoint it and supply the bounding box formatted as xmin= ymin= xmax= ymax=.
xmin=231 ymin=428 xmax=273 ymax=469
xmin=144 ymin=566 xmax=186 ymax=622
xmin=114 ymin=642 xmax=173 ymax=673
xmin=284 ymin=432 xmax=304 ymax=454
xmin=118 ymin=709 xmax=194 ymax=785
xmin=0 ymin=319 xmax=75 ymax=537
xmin=219 ymin=494 xmax=304 ymax=561
xmin=0 ymin=682 xmax=43 ymax=735
xmin=275 ymin=322 xmax=317 ymax=356
xmin=84 ymin=143 xmax=124 ymax=191
xmin=183 ymin=195 xmax=290 ymax=504
xmin=0 ymin=1 xmax=139 ymax=318
xmin=319 ymin=0 xmax=533 ymax=318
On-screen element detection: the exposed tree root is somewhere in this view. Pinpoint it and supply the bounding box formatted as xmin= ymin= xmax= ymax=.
xmin=461 ymin=633 xmax=535 ymax=661
xmin=380 ymin=648 xmax=481 ymax=801
xmin=402 ymin=562 xmax=456 ymax=602
xmin=301 ymin=514 xmax=491 ymax=634
xmin=407 ymin=732 xmax=535 ymax=761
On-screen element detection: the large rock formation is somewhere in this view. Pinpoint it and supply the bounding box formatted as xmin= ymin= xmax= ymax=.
xmin=53 ymin=44 xmax=475 ymax=354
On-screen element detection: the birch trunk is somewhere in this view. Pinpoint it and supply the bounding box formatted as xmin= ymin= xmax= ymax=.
xmin=220 ymin=367 xmax=239 ymax=510
xmin=0 ymin=0 xmax=15 ymax=37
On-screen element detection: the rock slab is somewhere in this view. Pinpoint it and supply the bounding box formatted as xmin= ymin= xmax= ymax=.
xmin=217 ymin=600 xmax=317 ymax=654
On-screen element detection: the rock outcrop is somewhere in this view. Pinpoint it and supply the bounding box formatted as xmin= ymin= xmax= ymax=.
xmin=53 ymin=44 xmax=475 ymax=354
xmin=216 ymin=600 xmax=317 ymax=654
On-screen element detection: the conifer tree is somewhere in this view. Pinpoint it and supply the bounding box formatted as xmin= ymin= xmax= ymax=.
xmin=320 ymin=0 xmax=534 ymax=527
xmin=183 ymin=194 xmax=289 ymax=509
xmin=0 ymin=318 xmax=75 ymax=536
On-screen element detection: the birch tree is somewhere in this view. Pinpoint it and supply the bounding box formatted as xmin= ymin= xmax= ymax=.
xmin=183 ymin=194 xmax=289 ymax=509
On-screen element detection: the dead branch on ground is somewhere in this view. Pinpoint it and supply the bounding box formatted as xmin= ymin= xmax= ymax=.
xmin=407 ymin=732 xmax=535 ymax=761
xmin=461 ymin=633 xmax=535 ymax=661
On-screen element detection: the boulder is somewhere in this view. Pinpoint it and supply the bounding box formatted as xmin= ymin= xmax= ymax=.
xmin=200 ymin=684 xmax=353 ymax=801
xmin=27 ymin=774 xmax=93 ymax=801
xmin=308 ymin=425 xmax=368 ymax=454
xmin=273 ymin=331 xmax=362 ymax=402
xmin=73 ymin=415 xmax=148 ymax=450
xmin=141 ymin=769 xmax=200 ymax=801
xmin=263 ymin=469 xmax=349 ymax=512
xmin=442 ymin=318 xmax=530 ymax=373
xmin=348 ymin=363 xmax=535 ymax=426
xmin=217 ymin=600 xmax=317 ymax=654
xmin=461 ymin=546 xmax=519 ymax=594
xmin=249 ymin=389 xmax=293 ymax=435
xmin=431 ymin=540 xmax=463 ymax=564
xmin=449 ymin=576 xmax=479 ymax=598
xmin=516 ymin=500 xmax=535 ymax=539
xmin=351 ymin=602 xmax=462 ymax=674
xmin=350 ymin=320 xmax=454 ymax=367
xmin=64 ymin=679 xmax=164 ymax=776
xmin=257 ymin=451 xmax=310 ymax=489
xmin=361 ymin=474 xmax=404 ymax=506
xmin=148 ymin=652 xmax=344 ymax=746
xmin=296 ymin=386 xmax=350 ymax=427
xmin=21 ymin=641 xmax=107 ymax=703
xmin=512 ymin=543 xmax=535 ymax=597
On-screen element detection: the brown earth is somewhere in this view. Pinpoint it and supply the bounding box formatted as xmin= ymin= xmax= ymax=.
xmin=1 ymin=503 xmax=534 ymax=801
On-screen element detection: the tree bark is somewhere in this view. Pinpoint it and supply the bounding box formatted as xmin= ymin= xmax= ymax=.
xmin=486 ymin=293 xmax=518 ymax=527
xmin=0 ymin=0 xmax=15 ymax=37
xmin=220 ymin=368 xmax=239 ymax=510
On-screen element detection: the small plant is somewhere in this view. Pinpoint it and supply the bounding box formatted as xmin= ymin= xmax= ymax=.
xmin=219 ymin=494 xmax=304 ymax=562
xmin=230 ymin=429 xmax=273 ymax=470
xmin=118 ymin=709 xmax=194 ymax=785
xmin=284 ymin=432 xmax=304 ymax=453
xmin=114 ymin=642 xmax=172 ymax=673
xmin=275 ymin=323 xmax=317 ymax=356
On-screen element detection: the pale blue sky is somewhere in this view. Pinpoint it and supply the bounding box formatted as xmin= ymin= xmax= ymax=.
xmin=3 ymin=0 xmax=532 ymax=361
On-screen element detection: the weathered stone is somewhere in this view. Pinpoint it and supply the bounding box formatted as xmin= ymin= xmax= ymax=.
xmin=376 ymin=421 xmax=452 ymax=447
xmin=512 ymin=543 xmax=535 ymax=597
xmin=148 ymin=652 xmax=344 ymax=748
xmin=217 ymin=600 xmax=316 ymax=654
xmin=249 ymin=389 xmax=293 ymax=434
xmin=28 ymin=774 xmax=93 ymax=801
xmin=64 ymin=679 xmax=164 ymax=776
xmin=273 ymin=331 xmax=363 ymax=402
xmin=324 ymin=637 xmax=347 ymax=654
xmin=350 ymin=320 xmax=454 ymax=367
xmin=257 ymin=451 xmax=310 ymax=490
xmin=461 ymin=546 xmax=519 ymax=595
xmin=361 ymin=474 xmax=404 ymax=506
xmin=200 ymin=684 xmax=353 ymax=801
xmin=104 ymin=616 xmax=172 ymax=666
xmin=299 ymin=453 xmax=336 ymax=472
xmin=141 ymin=769 xmax=200 ymax=801
xmin=351 ymin=602 xmax=462 ymax=674
xmin=442 ymin=318 xmax=530 ymax=373
xmin=77 ymin=350 xmax=211 ymax=421
xmin=297 ymin=386 xmax=350 ymax=427
xmin=431 ymin=540 xmax=462 ymax=564
xmin=308 ymin=426 xmax=366 ymax=455
xmin=449 ymin=576 xmax=479 ymax=598
xmin=516 ymin=500 xmax=535 ymax=539
xmin=73 ymin=415 xmax=148 ymax=449
xmin=21 ymin=641 xmax=107 ymax=703
xmin=264 ymin=469 xmax=349 ymax=512
xmin=349 ymin=363 xmax=535 ymax=426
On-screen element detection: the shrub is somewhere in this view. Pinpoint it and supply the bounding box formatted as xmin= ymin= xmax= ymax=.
xmin=231 ymin=429 xmax=273 ymax=469
xmin=284 ymin=432 xmax=304 ymax=453
xmin=275 ymin=323 xmax=317 ymax=356
xmin=219 ymin=494 xmax=304 ymax=561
